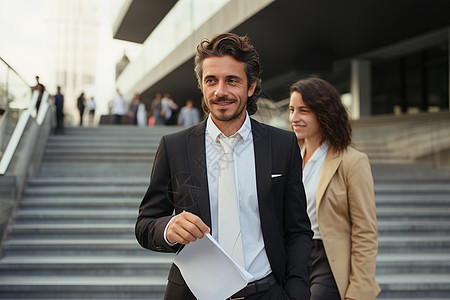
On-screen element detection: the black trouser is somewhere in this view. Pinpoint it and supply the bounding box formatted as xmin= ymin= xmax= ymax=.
xmin=310 ymin=240 xmax=340 ymax=300
xmin=55 ymin=111 xmax=64 ymax=133
xmin=164 ymin=275 xmax=290 ymax=300
xmin=79 ymin=110 xmax=84 ymax=126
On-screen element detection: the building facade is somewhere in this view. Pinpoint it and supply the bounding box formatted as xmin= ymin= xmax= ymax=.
xmin=51 ymin=0 xmax=98 ymax=125
xmin=113 ymin=0 xmax=450 ymax=119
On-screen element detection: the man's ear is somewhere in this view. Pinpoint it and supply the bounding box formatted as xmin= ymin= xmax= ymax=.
xmin=248 ymin=81 xmax=257 ymax=97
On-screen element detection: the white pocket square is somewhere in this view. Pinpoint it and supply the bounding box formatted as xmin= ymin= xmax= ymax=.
xmin=271 ymin=174 xmax=282 ymax=178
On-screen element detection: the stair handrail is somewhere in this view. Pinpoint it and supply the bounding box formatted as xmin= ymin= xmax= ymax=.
xmin=0 ymin=89 xmax=49 ymax=175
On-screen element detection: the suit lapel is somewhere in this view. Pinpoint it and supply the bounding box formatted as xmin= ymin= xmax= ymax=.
xmin=316 ymin=150 xmax=342 ymax=210
xmin=187 ymin=121 xmax=212 ymax=227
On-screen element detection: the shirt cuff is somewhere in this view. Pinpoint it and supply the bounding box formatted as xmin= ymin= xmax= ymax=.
xmin=163 ymin=216 xmax=177 ymax=246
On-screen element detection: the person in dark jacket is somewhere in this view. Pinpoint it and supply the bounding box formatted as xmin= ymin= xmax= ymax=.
xmin=54 ymin=86 xmax=64 ymax=134
xmin=77 ymin=92 xmax=86 ymax=126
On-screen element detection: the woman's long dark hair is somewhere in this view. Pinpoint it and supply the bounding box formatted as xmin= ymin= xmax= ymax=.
xmin=290 ymin=78 xmax=352 ymax=153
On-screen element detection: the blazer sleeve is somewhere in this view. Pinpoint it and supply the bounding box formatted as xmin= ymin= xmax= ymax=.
xmin=345 ymin=152 xmax=380 ymax=300
xmin=135 ymin=136 xmax=181 ymax=253
xmin=283 ymin=133 xmax=313 ymax=299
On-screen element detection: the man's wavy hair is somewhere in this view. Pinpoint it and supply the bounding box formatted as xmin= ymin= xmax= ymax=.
xmin=194 ymin=33 xmax=262 ymax=115
xmin=290 ymin=78 xmax=352 ymax=153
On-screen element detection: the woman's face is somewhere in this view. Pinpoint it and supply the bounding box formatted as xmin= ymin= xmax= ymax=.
xmin=289 ymin=91 xmax=321 ymax=142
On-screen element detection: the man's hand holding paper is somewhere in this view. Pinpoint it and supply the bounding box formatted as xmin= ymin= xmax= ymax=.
xmin=166 ymin=211 xmax=210 ymax=245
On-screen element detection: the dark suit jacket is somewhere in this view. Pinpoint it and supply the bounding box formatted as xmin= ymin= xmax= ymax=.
xmin=136 ymin=118 xmax=312 ymax=300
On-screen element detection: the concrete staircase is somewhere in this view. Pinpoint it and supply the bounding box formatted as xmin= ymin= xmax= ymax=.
xmin=373 ymin=164 xmax=450 ymax=299
xmin=0 ymin=125 xmax=180 ymax=299
xmin=0 ymin=122 xmax=449 ymax=299
xmin=352 ymin=111 xmax=450 ymax=165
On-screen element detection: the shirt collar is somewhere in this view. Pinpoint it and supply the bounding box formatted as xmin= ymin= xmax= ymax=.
xmin=206 ymin=112 xmax=252 ymax=142
xmin=301 ymin=142 xmax=329 ymax=162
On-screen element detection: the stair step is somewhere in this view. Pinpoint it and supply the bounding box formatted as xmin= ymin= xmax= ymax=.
xmin=0 ymin=256 xmax=173 ymax=276
xmin=26 ymin=177 xmax=149 ymax=186
xmin=376 ymin=253 xmax=450 ymax=274
xmin=377 ymin=220 xmax=450 ymax=235
xmin=13 ymin=209 xmax=137 ymax=223
xmin=46 ymin=139 xmax=160 ymax=146
xmin=2 ymin=239 xmax=150 ymax=256
xmin=0 ymin=275 xmax=167 ymax=299
xmin=377 ymin=274 xmax=450 ymax=297
xmin=18 ymin=197 xmax=142 ymax=210
xmin=376 ymin=207 xmax=450 ymax=220
xmin=375 ymin=194 xmax=450 ymax=206
xmin=45 ymin=148 xmax=156 ymax=154
xmin=375 ymin=183 xmax=450 ymax=193
xmin=378 ymin=236 xmax=450 ymax=253
xmin=8 ymin=224 xmax=135 ymax=239
xmin=43 ymin=155 xmax=155 ymax=163
xmin=22 ymin=186 xmax=146 ymax=196
xmin=37 ymin=163 xmax=152 ymax=178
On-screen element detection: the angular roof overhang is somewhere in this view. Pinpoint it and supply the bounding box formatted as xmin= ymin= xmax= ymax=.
xmin=113 ymin=0 xmax=177 ymax=44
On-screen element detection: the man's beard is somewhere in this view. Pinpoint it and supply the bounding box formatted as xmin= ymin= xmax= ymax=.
xmin=208 ymin=97 xmax=246 ymax=122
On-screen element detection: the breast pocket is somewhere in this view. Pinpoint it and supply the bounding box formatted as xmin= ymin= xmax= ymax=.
xmin=271 ymin=174 xmax=284 ymax=184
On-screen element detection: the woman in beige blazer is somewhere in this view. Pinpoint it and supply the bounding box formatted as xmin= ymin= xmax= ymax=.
xmin=289 ymin=78 xmax=380 ymax=300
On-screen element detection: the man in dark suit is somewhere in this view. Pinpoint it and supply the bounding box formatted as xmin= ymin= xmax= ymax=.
xmin=53 ymin=86 xmax=64 ymax=134
xmin=135 ymin=33 xmax=312 ymax=300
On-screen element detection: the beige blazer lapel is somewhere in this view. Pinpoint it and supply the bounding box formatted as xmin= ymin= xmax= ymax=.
xmin=316 ymin=150 xmax=342 ymax=210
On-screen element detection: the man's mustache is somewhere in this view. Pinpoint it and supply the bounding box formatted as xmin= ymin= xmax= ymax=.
xmin=210 ymin=97 xmax=236 ymax=104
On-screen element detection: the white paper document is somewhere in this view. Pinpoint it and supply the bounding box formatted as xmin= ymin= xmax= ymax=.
xmin=173 ymin=233 xmax=253 ymax=300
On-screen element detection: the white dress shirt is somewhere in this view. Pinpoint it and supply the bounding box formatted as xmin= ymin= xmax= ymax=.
xmin=206 ymin=113 xmax=271 ymax=281
xmin=111 ymin=94 xmax=126 ymax=115
xmin=301 ymin=142 xmax=329 ymax=239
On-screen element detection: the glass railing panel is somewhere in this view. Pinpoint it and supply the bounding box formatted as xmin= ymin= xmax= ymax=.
xmin=0 ymin=57 xmax=31 ymax=161
xmin=0 ymin=61 xmax=8 ymax=113
xmin=7 ymin=72 xmax=32 ymax=110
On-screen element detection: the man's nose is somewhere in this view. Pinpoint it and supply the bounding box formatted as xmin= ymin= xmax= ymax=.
xmin=214 ymin=81 xmax=228 ymax=98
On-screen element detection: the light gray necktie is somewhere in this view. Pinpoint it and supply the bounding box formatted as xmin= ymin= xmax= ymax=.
xmin=217 ymin=134 xmax=245 ymax=268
